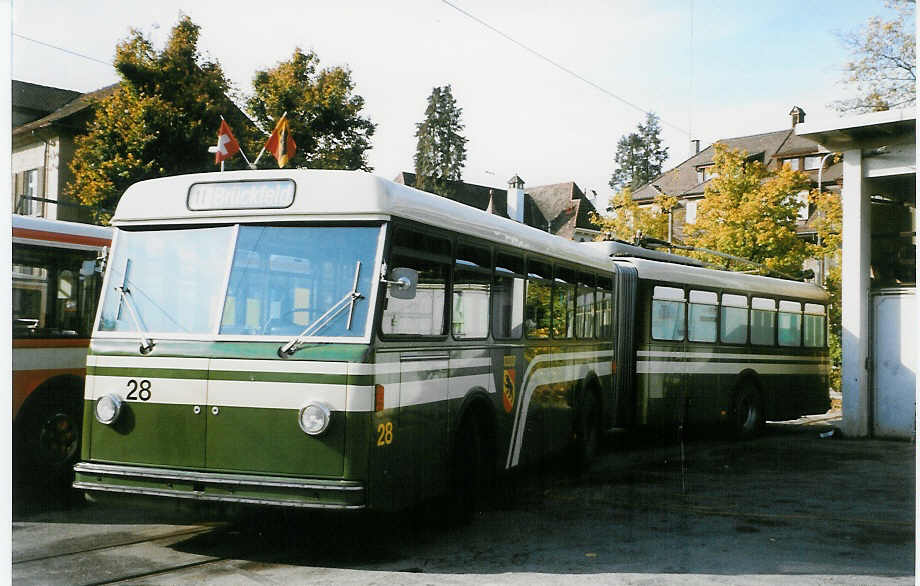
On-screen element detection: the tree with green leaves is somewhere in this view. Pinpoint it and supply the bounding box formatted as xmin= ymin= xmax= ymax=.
xmin=248 ymin=48 xmax=376 ymax=170
xmin=834 ymin=0 xmax=916 ymax=113
xmin=684 ymin=143 xmax=812 ymax=277
xmin=68 ymin=16 xmax=252 ymax=222
xmin=609 ymin=112 xmax=669 ymax=191
xmin=413 ymin=85 xmax=468 ymax=197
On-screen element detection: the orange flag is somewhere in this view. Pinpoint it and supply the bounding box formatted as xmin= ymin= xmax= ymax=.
xmin=214 ymin=119 xmax=240 ymax=164
xmin=264 ymin=116 xmax=297 ymax=168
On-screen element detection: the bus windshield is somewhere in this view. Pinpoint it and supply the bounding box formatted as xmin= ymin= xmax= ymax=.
xmin=97 ymin=224 xmax=380 ymax=339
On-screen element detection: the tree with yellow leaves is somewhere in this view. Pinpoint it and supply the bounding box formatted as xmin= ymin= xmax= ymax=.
xmin=684 ymin=143 xmax=811 ymax=277
xmin=810 ymin=184 xmax=843 ymax=390
xmin=68 ymin=16 xmax=253 ymax=222
xmin=590 ymin=187 xmax=678 ymax=242
xmin=248 ymin=48 xmax=376 ymax=171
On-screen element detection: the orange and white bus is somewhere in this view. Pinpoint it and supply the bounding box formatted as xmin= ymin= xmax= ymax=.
xmin=12 ymin=215 xmax=111 ymax=488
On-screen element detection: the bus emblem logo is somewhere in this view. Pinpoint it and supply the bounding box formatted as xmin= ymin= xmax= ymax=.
xmin=502 ymin=368 xmax=516 ymax=413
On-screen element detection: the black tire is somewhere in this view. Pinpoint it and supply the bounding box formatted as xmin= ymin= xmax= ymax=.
xmin=573 ymin=389 xmax=601 ymax=473
xmin=732 ymin=383 xmax=764 ymax=440
xmin=15 ymin=387 xmax=83 ymax=491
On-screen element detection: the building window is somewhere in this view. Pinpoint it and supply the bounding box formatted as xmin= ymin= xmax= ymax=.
xmin=781 ymin=157 xmax=801 ymax=171
xmin=803 ymin=155 xmax=824 ymax=171
xmin=23 ymin=169 xmax=42 ymax=216
xmin=684 ymin=199 xmax=698 ymax=224
xmin=696 ymin=165 xmax=717 ymax=184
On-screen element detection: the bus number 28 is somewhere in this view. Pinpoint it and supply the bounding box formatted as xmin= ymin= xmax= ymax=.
xmin=376 ymin=421 xmax=393 ymax=446
xmin=126 ymin=379 xmax=152 ymax=401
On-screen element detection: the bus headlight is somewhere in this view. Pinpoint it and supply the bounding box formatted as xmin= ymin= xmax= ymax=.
xmin=95 ymin=394 xmax=123 ymax=425
xmin=298 ymin=403 xmax=331 ymax=436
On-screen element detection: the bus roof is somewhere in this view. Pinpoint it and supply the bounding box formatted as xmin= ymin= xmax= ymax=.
xmin=616 ymin=257 xmax=829 ymax=303
xmin=112 ymin=169 xmax=616 ymax=272
xmin=12 ymin=214 xmax=111 ymax=249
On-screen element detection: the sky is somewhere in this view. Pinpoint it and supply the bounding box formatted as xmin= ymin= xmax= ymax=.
xmin=10 ymin=0 xmax=891 ymax=207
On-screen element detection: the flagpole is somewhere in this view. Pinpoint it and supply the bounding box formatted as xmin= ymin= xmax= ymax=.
xmin=252 ymin=111 xmax=287 ymax=168
xmin=219 ymin=114 xmax=254 ymax=169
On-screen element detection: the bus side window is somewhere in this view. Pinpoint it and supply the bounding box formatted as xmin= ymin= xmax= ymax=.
xmin=525 ymin=259 xmax=552 ymax=339
xmin=720 ymin=293 xmax=748 ymax=344
xmin=493 ymin=253 xmax=524 ymax=339
xmin=803 ymin=303 xmax=826 ymax=348
xmin=596 ymin=276 xmax=613 ymax=338
xmin=778 ymin=300 xmax=802 ymax=347
xmin=652 ymin=286 xmax=686 ymax=341
xmin=452 ymin=243 xmax=491 ymax=339
xmin=688 ymin=290 xmax=717 ymax=342
xmin=553 ymin=266 xmax=576 ymax=338
xmin=751 ymin=297 xmax=777 ymax=345
xmin=382 ymin=229 xmax=451 ymax=336
xmin=575 ymin=272 xmax=595 ymax=338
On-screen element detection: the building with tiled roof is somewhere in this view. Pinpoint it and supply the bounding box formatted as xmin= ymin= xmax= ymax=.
xmin=12 ymin=81 xmax=121 ymax=222
xmin=393 ymin=172 xmax=601 ymax=242
xmin=631 ymin=107 xmax=842 ymax=245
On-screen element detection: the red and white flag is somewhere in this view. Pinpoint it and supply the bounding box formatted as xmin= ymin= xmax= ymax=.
xmin=214 ymin=119 xmax=241 ymax=164
xmin=265 ymin=115 xmax=296 ymax=168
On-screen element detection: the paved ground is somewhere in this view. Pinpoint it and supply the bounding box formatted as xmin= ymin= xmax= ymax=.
xmin=12 ymin=411 xmax=916 ymax=585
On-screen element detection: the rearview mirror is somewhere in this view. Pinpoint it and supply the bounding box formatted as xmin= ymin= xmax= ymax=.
xmin=385 ymin=267 xmax=418 ymax=300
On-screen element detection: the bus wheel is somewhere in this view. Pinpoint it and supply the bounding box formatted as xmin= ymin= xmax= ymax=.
xmin=449 ymin=415 xmax=487 ymax=524
xmin=16 ymin=388 xmax=82 ymax=491
xmin=732 ymin=384 xmax=764 ymax=440
xmin=573 ymin=390 xmax=600 ymax=473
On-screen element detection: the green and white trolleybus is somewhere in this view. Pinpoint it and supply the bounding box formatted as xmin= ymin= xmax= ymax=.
xmin=75 ymin=170 xmax=830 ymax=512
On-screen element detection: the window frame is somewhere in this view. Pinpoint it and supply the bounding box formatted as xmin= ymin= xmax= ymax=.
xmin=451 ymin=240 xmax=493 ymax=341
xmin=718 ymin=292 xmax=750 ymax=345
xmin=650 ymin=284 xmax=687 ymax=342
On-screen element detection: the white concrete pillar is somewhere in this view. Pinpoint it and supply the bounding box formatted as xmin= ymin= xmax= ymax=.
xmin=840 ymin=149 xmax=871 ymax=437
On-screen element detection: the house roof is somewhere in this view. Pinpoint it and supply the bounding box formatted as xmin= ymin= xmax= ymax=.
xmin=526 ymin=182 xmax=599 ymax=239
xmin=632 ymin=123 xmax=843 ymax=202
xmin=13 ymin=83 xmax=120 ymax=137
xmin=12 ymin=80 xmax=82 ymax=123
xmin=393 ymin=172 xmax=599 ymax=239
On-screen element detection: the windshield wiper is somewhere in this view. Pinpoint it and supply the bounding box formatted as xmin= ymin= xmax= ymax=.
xmin=116 ymin=286 xmax=156 ymax=354
xmin=279 ymin=261 xmax=364 ymax=357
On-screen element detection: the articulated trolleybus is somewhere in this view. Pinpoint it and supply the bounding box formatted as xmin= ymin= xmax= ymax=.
xmin=13 ymin=215 xmax=111 ymax=486
xmin=75 ymin=170 xmax=829 ymax=512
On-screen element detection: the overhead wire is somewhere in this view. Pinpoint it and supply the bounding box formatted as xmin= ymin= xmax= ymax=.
xmin=13 ymin=33 xmax=112 ymax=67
xmin=440 ymin=0 xmax=692 ymax=137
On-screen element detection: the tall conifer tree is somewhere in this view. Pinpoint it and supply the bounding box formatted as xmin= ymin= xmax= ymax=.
xmin=413 ymin=85 xmax=468 ymax=197
xmin=609 ymin=112 xmax=669 ymax=191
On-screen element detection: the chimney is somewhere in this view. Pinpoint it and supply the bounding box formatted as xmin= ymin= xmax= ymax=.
xmin=789 ymin=106 xmax=806 ymax=127
xmin=690 ymin=139 xmax=700 ymax=155
xmin=506 ymin=174 xmax=525 ymax=223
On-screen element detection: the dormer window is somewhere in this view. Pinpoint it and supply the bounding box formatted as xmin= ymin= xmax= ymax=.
xmin=696 ymin=165 xmax=717 ymax=184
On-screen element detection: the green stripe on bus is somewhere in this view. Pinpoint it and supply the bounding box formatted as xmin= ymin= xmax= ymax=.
xmin=89 ymin=365 xmax=373 ymax=386
xmin=88 ymin=366 xmax=208 ymax=379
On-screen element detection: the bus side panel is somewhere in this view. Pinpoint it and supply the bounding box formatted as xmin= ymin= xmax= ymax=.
xmin=367 ymin=350 xmax=450 ymax=512
xmin=398 ymin=352 xmax=449 ymax=506
xmin=367 ymin=351 xmax=402 ymax=511
xmin=634 ymin=284 xmax=685 ymax=428
xmin=494 ymin=344 xmax=525 ymax=471
xmin=447 ymin=345 xmax=495 ymax=460
xmin=515 ymin=345 xmax=552 ymax=467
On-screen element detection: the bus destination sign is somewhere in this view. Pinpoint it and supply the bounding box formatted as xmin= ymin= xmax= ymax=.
xmin=187 ymin=180 xmax=295 ymax=211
